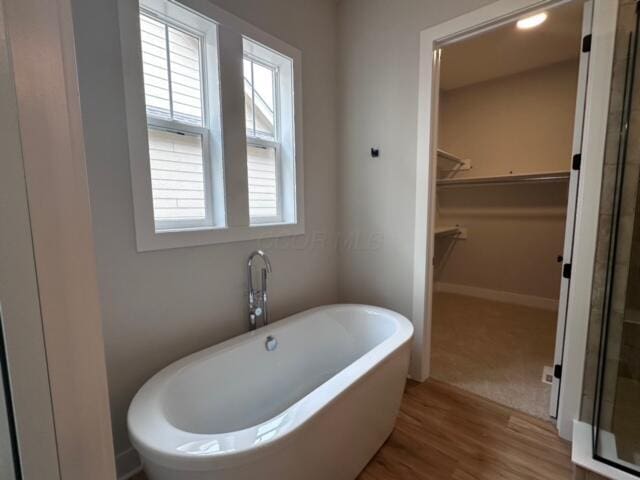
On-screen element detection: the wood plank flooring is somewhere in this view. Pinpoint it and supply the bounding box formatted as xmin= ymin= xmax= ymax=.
xmin=357 ymin=379 xmax=572 ymax=480
xmin=132 ymin=379 xmax=572 ymax=480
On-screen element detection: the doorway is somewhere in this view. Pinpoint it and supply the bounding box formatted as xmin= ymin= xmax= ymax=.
xmin=411 ymin=0 xmax=617 ymax=439
xmin=417 ymin=0 xmax=594 ymax=426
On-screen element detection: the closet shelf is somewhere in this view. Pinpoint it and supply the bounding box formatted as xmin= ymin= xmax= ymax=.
xmin=436 ymin=170 xmax=570 ymax=187
xmin=434 ymin=225 xmax=461 ymax=237
xmin=437 ymin=149 xmax=466 ymax=165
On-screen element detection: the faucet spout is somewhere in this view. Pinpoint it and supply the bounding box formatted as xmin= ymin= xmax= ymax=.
xmin=248 ymin=250 xmax=272 ymax=273
xmin=247 ymin=251 xmax=272 ymax=330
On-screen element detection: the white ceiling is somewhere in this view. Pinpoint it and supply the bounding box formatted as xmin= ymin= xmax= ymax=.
xmin=440 ymin=1 xmax=584 ymax=91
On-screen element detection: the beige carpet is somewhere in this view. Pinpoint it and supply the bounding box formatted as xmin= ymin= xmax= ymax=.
xmin=431 ymin=292 xmax=557 ymax=420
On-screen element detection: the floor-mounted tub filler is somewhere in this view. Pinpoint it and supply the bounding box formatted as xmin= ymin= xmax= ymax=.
xmin=128 ymin=305 xmax=414 ymax=480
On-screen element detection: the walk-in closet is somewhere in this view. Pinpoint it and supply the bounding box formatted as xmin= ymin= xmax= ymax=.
xmin=429 ymin=0 xmax=586 ymax=419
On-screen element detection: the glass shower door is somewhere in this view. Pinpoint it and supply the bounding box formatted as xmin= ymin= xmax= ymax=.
xmin=592 ymin=1 xmax=640 ymax=475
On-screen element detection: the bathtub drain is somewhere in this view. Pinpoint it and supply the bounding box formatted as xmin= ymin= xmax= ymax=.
xmin=265 ymin=335 xmax=278 ymax=352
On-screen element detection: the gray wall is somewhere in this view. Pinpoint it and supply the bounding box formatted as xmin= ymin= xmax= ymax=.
xmin=336 ymin=0 xmax=494 ymax=316
xmin=72 ymin=0 xmax=541 ymax=468
xmin=436 ymin=61 xmax=578 ymax=301
xmin=70 ymin=0 xmax=339 ymax=460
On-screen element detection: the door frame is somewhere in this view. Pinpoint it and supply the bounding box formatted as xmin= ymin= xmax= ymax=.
xmin=0 ymin=1 xmax=60 ymax=476
xmin=412 ymin=0 xmax=618 ymax=441
xmin=550 ymin=0 xmax=592 ymax=420
xmin=1 ymin=0 xmax=118 ymax=477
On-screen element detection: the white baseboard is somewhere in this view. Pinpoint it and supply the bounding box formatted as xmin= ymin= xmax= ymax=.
xmin=435 ymin=282 xmax=558 ymax=311
xmin=116 ymin=448 xmax=142 ymax=480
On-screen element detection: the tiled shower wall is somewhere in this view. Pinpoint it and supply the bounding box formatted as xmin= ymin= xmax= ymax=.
xmin=575 ymin=0 xmax=639 ymax=478
xmin=623 ymin=189 xmax=640 ymax=379
xmin=621 ymin=158 xmax=640 ymax=385
xmin=617 ymin=0 xmax=640 ymax=388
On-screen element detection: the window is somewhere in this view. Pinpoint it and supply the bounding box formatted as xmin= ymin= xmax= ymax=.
xmin=120 ymin=0 xmax=303 ymax=251
xmin=139 ymin=9 xmax=214 ymax=231
xmin=140 ymin=14 xmax=204 ymax=125
xmin=243 ymin=39 xmax=296 ymax=226
xmin=244 ymin=51 xmax=280 ymax=224
xmin=244 ymin=57 xmax=276 ymax=140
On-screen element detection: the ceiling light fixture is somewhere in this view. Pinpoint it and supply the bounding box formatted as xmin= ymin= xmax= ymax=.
xmin=516 ymin=12 xmax=548 ymax=30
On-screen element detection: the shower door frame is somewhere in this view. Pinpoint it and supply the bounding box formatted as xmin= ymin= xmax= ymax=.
xmin=412 ymin=0 xmax=619 ymax=441
xmin=592 ymin=2 xmax=640 ymax=475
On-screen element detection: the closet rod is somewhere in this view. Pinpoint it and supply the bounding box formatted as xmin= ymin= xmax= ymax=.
xmin=437 ymin=171 xmax=570 ymax=187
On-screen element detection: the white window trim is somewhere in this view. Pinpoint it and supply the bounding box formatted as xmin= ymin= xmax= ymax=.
xmin=119 ymin=0 xmax=304 ymax=252
xmin=243 ymin=49 xmax=286 ymax=225
xmin=243 ymin=36 xmax=298 ymax=228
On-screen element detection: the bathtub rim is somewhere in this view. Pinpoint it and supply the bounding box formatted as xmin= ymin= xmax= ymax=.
xmin=127 ymin=304 xmax=413 ymax=471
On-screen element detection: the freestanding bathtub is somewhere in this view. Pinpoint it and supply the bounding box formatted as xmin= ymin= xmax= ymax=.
xmin=128 ymin=304 xmax=413 ymax=480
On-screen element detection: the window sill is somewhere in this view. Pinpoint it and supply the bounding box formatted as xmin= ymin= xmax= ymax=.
xmin=136 ymin=222 xmax=305 ymax=252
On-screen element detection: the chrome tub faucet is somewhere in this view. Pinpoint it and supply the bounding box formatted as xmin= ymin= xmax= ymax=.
xmin=247 ymin=250 xmax=272 ymax=330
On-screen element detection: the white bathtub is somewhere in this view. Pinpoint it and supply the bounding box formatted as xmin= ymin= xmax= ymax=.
xmin=128 ymin=304 xmax=413 ymax=480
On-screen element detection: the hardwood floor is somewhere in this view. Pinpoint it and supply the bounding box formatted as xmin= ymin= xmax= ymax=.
xmin=357 ymin=379 xmax=572 ymax=480
xmin=132 ymin=379 xmax=572 ymax=480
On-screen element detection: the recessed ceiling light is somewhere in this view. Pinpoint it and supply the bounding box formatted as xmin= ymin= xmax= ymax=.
xmin=517 ymin=12 xmax=548 ymax=30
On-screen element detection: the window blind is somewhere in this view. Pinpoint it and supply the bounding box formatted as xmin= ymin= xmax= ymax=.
xmin=148 ymin=128 xmax=207 ymax=223
xmin=140 ymin=13 xmax=203 ymax=126
xmin=140 ymin=12 xmax=208 ymax=228
xmin=247 ymin=145 xmax=279 ymax=221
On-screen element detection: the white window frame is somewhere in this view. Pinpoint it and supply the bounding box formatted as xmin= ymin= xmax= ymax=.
xmin=243 ymin=37 xmax=298 ymax=229
xmin=140 ymin=7 xmax=217 ymax=232
xmin=244 ymin=53 xmax=279 ymax=141
xmin=119 ymin=0 xmax=304 ymax=252
xmin=243 ymin=50 xmax=285 ymax=225
xmin=147 ymin=124 xmax=213 ymax=231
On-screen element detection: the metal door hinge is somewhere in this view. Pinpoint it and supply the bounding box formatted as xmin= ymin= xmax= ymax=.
xmin=563 ymin=263 xmax=572 ymax=279
xmin=554 ymin=364 xmax=562 ymax=379
xmin=572 ymin=153 xmax=582 ymax=171
xmin=582 ymin=34 xmax=592 ymax=53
